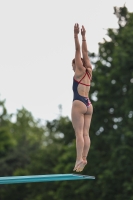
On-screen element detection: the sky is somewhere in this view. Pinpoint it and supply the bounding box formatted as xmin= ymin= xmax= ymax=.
xmin=0 ymin=0 xmax=133 ymax=123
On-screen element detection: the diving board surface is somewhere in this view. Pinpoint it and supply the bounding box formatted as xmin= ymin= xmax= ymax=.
xmin=0 ymin=174 xmax=95 ymax=184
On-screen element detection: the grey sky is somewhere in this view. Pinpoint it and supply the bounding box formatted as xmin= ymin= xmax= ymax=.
xmin=0 ymin=0 xmax=132 ymax=122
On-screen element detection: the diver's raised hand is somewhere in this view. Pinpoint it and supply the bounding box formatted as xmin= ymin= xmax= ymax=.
xmin=81 ymin=25 xmax=86 ymax=36
xmin=74 ymin=23 xmax=80 ymax=35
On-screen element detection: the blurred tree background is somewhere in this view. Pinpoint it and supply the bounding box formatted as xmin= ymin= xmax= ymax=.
xmin=0 ymin=5 xmax=133 ymax=200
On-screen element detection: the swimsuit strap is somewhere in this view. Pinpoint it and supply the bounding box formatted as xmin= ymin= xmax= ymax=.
xmin=79 ymin=82 xmax=90 ymax=86
xmin=86 ymin=71 xmax=91 ymax=80
xmin=74 ymin=70 xmax=91 ymax=86
xmin=78 ymin=72 xmax=87 ymax=83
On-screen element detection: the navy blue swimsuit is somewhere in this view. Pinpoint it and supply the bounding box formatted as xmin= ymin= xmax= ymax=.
xmin=72 ymin=70 xmax=91 ymax=107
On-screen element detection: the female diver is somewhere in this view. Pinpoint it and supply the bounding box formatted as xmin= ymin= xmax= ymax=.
xmin=71 ymin=23 xmax=93 ymax=172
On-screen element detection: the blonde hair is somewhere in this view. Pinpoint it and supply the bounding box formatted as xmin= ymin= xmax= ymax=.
xmin=72 ymin=58 xmax=85 ymax=67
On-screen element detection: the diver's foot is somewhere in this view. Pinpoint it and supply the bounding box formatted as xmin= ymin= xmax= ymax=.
xmin=76 ymin=160 xmax=87 ymax=172
xmin=73 ymin=160 xmax=83 ymax=172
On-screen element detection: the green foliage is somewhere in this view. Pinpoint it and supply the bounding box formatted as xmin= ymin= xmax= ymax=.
xmin=46 ymin=116 xmax=74 ymax=145
xmin=0 ymin=100 xmax=16 ymax=155
xmin=89 ymin=5 xmax=133 ymax=200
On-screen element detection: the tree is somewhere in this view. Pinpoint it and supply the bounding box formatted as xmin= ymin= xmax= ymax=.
xmin=89 ymin=5 xmax=133 ymax=200
xmin=0 ymin=106 xmax=47 ymax=200
xmin=45 ymin=116 xmax=75 ymax=145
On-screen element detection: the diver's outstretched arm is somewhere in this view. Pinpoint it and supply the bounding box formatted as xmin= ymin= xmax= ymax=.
xmin=81 ymin=25 xmax=92 ymax=71
xmin=74 ymin=23 xmax=83 ymax=71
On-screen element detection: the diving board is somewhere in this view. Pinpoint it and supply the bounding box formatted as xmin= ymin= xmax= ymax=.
xmin=0 ymin=174 xmax=95 ymax=184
